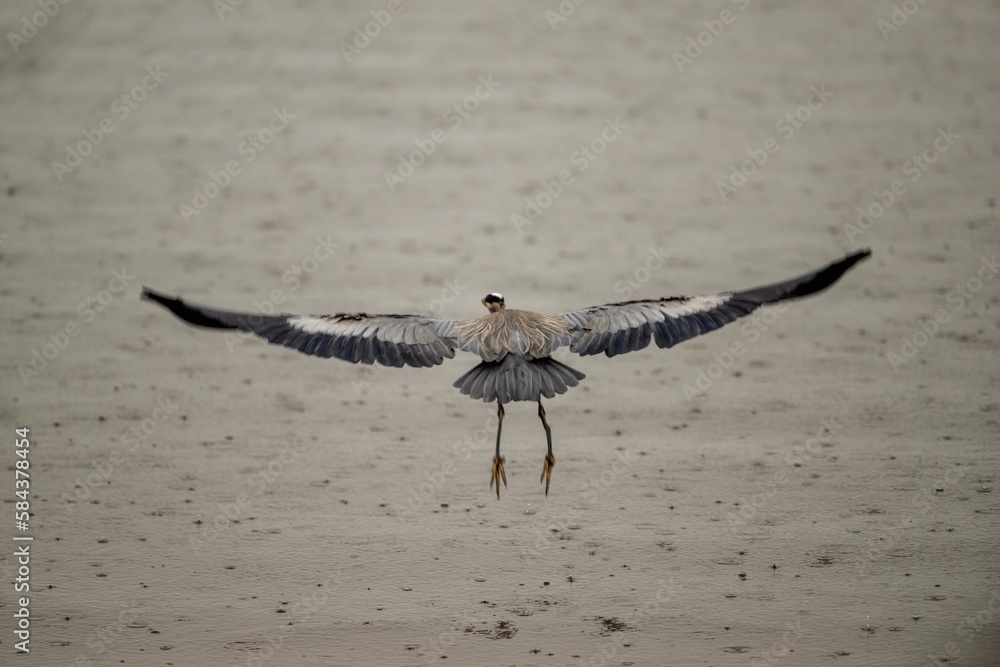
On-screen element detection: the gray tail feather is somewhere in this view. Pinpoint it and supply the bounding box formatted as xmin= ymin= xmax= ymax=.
xmin=453 ymin=356 xmax=586 ymax=404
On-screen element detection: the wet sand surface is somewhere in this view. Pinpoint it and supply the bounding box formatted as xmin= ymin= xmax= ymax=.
xmin=2 ymin=1 xmax=999 ymax=665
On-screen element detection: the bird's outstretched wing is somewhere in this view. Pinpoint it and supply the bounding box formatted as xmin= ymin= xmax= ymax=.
xmin=561 ymin=250 xmax=871 ymax=358
xmin=141 ymin=288 xmax=459 ymax=367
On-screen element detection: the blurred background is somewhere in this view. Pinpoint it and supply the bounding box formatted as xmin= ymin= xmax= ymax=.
xmin=2 ymin=1 xmax=998 ymax=665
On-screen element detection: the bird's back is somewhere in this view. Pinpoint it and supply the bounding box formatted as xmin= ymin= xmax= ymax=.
xmin=452 ymin=309 xmax=574 ymax=362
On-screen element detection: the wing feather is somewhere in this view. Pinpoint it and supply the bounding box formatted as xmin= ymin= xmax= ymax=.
xmin=470 ymin=365 xmax=488 ymax=399
xmin=538 ymin=365 xmax=555 ymax=398
xmin=494 ymin=368 xmax=509 ymax=405
xmin=141 ymin=288 xmax=459 ymax=368
xmin=561 ymin=250 xmax=870 ymax=358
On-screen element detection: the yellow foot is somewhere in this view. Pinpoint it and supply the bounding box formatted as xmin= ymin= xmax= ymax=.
xmin=490 ymin=455 xmax=507 ymax=499
xmin=540 ymin=454 xmax=555 ymax=496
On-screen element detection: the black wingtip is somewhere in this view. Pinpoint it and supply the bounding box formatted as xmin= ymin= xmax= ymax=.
xmin=736 ymin=249 xmax=872 ymax=304
xmin=141 ymin=287 xmax=236 ymax=329
xmin=140 ymin=286 xmax=179 ymax=310
xmin=141 ymin=286 xmax=167 ymax=304
xmin=785 ymin=249 xmax=871 ymax=299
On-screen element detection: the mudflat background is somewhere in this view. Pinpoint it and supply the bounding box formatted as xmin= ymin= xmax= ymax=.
xmin=2 ymin=1 xmax=999 ymax=665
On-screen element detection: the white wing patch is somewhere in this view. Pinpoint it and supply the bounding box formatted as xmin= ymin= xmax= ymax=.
xmin=660 ymin=295 xmax=730 ymax=318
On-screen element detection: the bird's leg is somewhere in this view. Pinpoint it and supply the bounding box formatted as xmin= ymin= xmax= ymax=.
xmin=538 ymin=401 xmax=555 ymax=496
xmin=490 ymin=401 xmax=507 ymax=499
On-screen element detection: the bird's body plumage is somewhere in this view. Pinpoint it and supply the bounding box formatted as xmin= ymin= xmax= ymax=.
xmin=453 ymin=308 xmax=574 ymax=362
xmin=142 ymin=249 xmax=871 ymax=497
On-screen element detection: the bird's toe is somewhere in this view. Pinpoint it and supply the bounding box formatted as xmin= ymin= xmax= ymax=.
xmin=490 ymin=455 xmax=507 ymax=499
xmin=540 ymin=455 xmax=555 ymax=496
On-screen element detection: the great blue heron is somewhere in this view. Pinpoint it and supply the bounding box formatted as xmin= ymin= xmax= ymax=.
xmin=142 ymin=249 xmax=870 ymax=498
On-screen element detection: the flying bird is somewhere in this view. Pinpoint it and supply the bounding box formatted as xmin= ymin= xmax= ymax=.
xmin=142 ymin=249 xmax=870 ymax=498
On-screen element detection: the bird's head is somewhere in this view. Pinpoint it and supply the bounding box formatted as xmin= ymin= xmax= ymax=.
xmin=482 ymin=292 xmax=505 ymax=312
